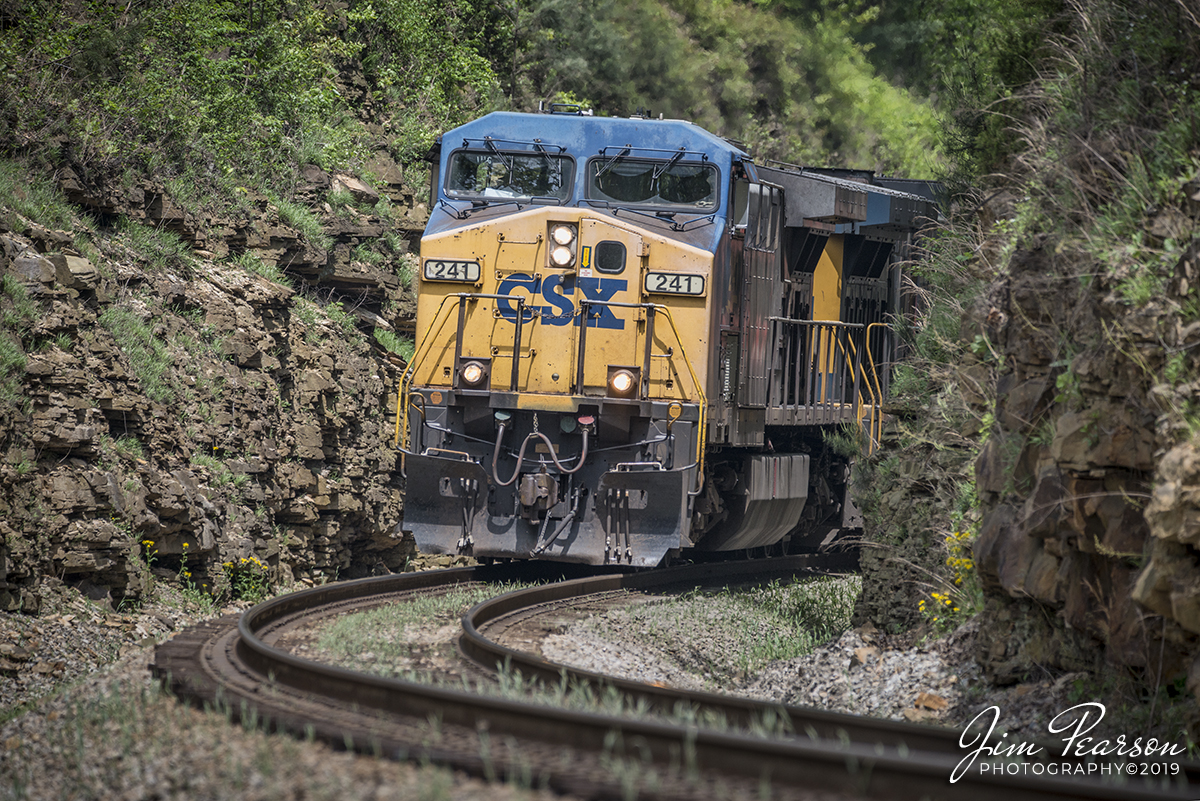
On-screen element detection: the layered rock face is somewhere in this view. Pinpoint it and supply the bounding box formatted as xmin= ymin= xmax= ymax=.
xmin=971 ymin=222 xmax=1200 ymax=689
xmin=0 ymin=163 xmax=425 ymax=612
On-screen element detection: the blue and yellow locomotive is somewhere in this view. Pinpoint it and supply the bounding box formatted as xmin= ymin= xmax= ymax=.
xmin=395 ymin=108 xmax=938 ymax=566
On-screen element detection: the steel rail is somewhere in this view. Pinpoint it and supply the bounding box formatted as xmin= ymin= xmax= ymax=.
xmin=154 ymin=560 xmax=1196 ymax=801
xmin=462 ymin=557 xmax=1200 ymax=792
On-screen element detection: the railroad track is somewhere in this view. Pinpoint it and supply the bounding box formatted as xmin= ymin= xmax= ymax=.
xmin=153 ymin=556 xmax=1196 ymax=800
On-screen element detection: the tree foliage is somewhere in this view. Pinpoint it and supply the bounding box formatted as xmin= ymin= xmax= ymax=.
xmin=0 ymin=0 xmax=948 ymax=188
xmin=0 ymin=0 xmax=503 ymax=204
xmin=509 ymin=0 xmax=942 ymax=173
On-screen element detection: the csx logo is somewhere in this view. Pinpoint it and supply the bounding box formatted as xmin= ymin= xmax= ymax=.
xmin=496 ymin=273 xmax=627 ymax=329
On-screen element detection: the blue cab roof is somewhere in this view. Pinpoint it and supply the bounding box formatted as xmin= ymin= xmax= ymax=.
xmin=443 ymin=111 xmax=748 ymax=164
xmin=429 ymin=112 xmax=748 ymax=250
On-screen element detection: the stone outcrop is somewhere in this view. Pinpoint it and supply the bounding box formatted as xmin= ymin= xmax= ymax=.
xmin=0 ymin=164 xmax=427 ymax=613
xmin=968 ymin=211 xmax=1200 ymax=692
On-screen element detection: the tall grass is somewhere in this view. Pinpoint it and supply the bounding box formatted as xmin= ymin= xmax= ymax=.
xmin=268 ymin=193 xmax=332 ymax=251
xmin=0 ymin=160 xmax=81 ymax=232
xmin=99 ymin=306 xmax=177 ymax=403
xmin=373 ymin=328 xmax=414 ymax=361
xmin=114 ymin=216 xmax=193 ymax=274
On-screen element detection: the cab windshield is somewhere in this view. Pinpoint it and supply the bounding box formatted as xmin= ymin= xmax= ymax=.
xmin=446 ymin=150 xmax=573 ymax=202
xmin=587 ymin=158 xmax=718 ymax=210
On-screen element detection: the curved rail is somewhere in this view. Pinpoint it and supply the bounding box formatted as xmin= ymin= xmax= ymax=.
xmin=154 ymin=560 xmax=1196 ymax=801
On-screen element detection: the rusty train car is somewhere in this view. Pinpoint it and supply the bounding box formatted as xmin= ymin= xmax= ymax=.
xmin=394 ymin=108 xmax=939 ymax=566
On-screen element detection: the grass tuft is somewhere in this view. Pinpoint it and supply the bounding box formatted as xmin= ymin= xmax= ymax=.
xmin=373 ymin=328 xmax=414 ymax=362
xmin=114 ymin=216 xmax=194 ymax=274
xmin=98 ymin=305 xmax=177 ymax=404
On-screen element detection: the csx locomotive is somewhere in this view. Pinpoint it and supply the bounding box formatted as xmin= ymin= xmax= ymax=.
xmin=395 ymin=108 xmax=938 ymax=566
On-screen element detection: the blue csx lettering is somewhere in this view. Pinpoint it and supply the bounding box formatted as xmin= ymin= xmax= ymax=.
xmin=496 ymin=273 xmax=626 ymax=329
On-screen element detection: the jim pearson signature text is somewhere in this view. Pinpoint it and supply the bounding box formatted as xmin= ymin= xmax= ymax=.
xmin=951 ymin=702 xmax=1186 ymax=783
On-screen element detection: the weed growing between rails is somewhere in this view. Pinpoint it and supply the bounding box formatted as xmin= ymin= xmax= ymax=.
xmin=312 ymin=582 xmax=539 ymax=675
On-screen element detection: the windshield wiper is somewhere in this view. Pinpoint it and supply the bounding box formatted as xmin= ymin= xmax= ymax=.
xmin=483 ymin=137 xmax=514 ymax=172
xmin=608 ymin=204 xmax=716 ymax=232
xmin=652 ymin=148 xmax=685 ymax=181
xmin=532 ymin=140 xmax=564 ymax=188
xmin=595 ymin=145 xmax=631 ymax=180
xmin=442 ymin=195 xmax=565 ymax=220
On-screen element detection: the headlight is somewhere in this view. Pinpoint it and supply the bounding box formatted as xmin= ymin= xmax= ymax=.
xmin=550 ymin=224 xmax=575 ymax=245
xmin=550 ymin=246 xmax=574 ymax=266
xmin=460 ymin=360 xmax=487 ymax=387
xmin=547 ymin=223 xmax=577 ymax=268
xmin=608 ymin=368 xmax=637 ymax=397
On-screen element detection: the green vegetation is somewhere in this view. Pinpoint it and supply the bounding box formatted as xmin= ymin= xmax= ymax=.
xmin=0 ymin=1 xmax=500 ymax=219
xmin=324 ymin=301 xmax=359 ymax=338
xmin=0 ymin=0 xmax=945 ymax=214
xmin=230 ymin=251 xmax=293 ymax=288
xmin=98 ymin=305 xmax=177 ymax=404
xmin=609 ymin=576 xmax=860 ymax=676
xmin=512 ymin=0 xmax=941 ymax=172
xmin=190 ymin=451 xmax=249 ymax=490
xmin=220 ymin=555 xmax=273 ymax=604
xmin=113 ymin=216 xmax=193 ymax=274
xmin=267 ymin=192 xmax=332 ymax=251
xmin=316 ymin=582 xmax=535 ymax=676
xmin=0 ymin=159 xmax=83 ymax=232
xmin=373 ymin=328 xmax=415 ymax=362
xmin=97 ymin=434 xmax=144 ymax=462
xmin=396 ymin=252 xmax=418 ymax=289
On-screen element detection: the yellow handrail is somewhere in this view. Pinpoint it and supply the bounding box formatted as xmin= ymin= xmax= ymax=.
xmin=839 ymin=328 xmax=885 ymax=455
xmin=650 ymin=305 xmax=707 ymax=489
xmin=394 ymin=294 xmax=464 ymax=451
xmin=864 ymin=322 xmax=889 ymax=451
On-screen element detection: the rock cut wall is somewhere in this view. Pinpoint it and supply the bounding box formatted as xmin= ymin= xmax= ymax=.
xmin=970 ymin=209 xmax=1200 ymax=694
xmin=0 ymin=163 xmax=425 ymax=612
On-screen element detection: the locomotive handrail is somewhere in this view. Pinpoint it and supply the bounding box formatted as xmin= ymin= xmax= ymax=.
xmin=864 ymin=322 xmax=891 ymax=451
xmin=396 ymin=293 xmax=465 ymax=450
xmin=767 ymin=317 xmax=867 ymax=429
xmin=840 ymin=335 xmax=879 ymax=454
xmin=767 ymin=317 xmax=865 ymax=328
xmin=396 ymin=292 xmax=529 ymax=454
xmin=574 ymin=298 xmax=706 ymax=490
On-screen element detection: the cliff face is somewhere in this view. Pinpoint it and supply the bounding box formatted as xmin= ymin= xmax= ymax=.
xmin=0 ymin=163 xmax=425 ymax=612
xmin=970 ymin=203 xmax=1200 ymax=693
